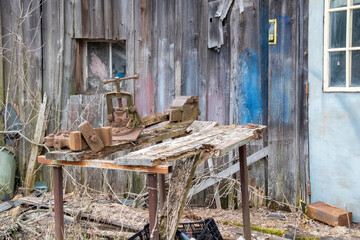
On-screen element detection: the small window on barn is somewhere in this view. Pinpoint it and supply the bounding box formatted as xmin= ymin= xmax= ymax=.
xmin=324 ymin=0 xmax=360 ymax=92
xmin=76 ymin=41 xmax=126 ymax=94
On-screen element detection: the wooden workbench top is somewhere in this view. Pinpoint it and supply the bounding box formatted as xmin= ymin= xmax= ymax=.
xmin=115 ymin=121 xmax=266 ymax=166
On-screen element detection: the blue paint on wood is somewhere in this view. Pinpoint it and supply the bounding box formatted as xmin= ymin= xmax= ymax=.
xmin=268 ymin=14 xmax=294 ymax=126
xmin=236 ymin=48 xmax=262 ymax=124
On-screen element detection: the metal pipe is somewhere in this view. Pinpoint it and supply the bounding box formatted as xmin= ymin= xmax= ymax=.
xmin=239 ymin=145 xmax=251 ymax=239
xmin=53 ymin=166 xmax=64 ymax=240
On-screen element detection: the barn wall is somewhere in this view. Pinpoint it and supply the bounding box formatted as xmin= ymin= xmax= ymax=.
xmin=0 ymin=0 xmax=309 ymax=207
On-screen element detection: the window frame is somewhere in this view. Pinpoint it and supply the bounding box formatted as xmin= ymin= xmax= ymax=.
xmin=324 ymin=0 xmax=360 ymax=92
xmin=75 ymin=39 xmax=126 ymax=94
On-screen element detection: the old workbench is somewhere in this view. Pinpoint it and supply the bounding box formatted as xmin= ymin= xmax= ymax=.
xmin=38 ymin=121 xmax=266 ymax=240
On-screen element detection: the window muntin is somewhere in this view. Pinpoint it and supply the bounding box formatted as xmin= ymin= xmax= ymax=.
xmin=324 ymin=0 xmax=360 ymax=92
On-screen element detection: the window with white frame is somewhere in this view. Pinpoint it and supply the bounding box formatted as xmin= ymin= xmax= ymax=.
xmin=324 ymin=0 xmax=360 ymax=92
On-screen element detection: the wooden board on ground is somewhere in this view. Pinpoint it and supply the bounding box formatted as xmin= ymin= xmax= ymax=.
xmin=115 ymin=121 xmax=266 ymax=166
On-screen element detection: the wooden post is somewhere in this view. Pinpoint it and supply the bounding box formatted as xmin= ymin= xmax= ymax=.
xmin=239 ymin=145 xmax=251 ymax=239
xmin=53 ymin=166 xmax=64 ymax=240
xmin=158 ymin=174 xmax=166 ymax=209
xmin=147 ymin=173 xmax=159 ymax=240
xmin=24 ymin=94 xmax=48 ymax=194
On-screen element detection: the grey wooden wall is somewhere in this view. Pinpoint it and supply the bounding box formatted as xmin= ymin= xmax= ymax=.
xmin=0 ymin=0 xmax=309 ymax=207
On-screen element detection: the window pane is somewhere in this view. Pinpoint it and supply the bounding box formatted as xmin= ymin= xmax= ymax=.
xmin=351 ymin=51 xmax=360 ymax=86
xmin=329 ymin=51 xmax=346 ymax=87
xmin=353 ymin=0 xmax=360 ymax=5
xmin=353 ymin=9 xmax=360 ymax=46
xmin=112 ymin=42 xmax=127 ymax=78
xmin=87 ymin=42 xmax=111 ymax=93
xmin=330 ymin=11 xmax=347 ymax=48
xmin=331 ymin=0 xmax=347 ymax=8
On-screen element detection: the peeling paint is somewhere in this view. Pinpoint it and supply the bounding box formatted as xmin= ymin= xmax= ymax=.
xmin=236 ymin=48 xmax=262 ymax=124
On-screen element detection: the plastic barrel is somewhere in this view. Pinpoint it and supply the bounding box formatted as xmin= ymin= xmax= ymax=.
xmin=0 ymin=147 xmax=16 ymax=201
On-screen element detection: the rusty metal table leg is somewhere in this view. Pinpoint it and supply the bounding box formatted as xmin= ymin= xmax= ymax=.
xmin=147 ymin=173 xmax=159 ymax=240
xmin=158 ymin=174 xmax=166 ymax=209
xmin=239 ymin=145 xmax=251 ymax=240
xmin=53 ymin=166 xmax=64 ymax=240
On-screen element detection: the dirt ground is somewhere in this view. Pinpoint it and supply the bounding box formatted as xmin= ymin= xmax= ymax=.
xmin=1 ymin=193 xmax=359 ymax=239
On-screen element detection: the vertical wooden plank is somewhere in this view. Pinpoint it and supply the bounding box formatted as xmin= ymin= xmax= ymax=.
xmin=156 ymin=0 xmax=175 ymax=113
xmin=92 ymin=0 xmax=104 ymax=38
xmin=268 ymin=0 xmax=298 ymax=206
xmin=206 ymin=1 xmax=230 ymax=125
xmin=74 ymin=0 xmax=83 ymax=38
xmin=42 ymin=0 xmax=64 ymax=133
xmin=181 ymin=0 xmax=200 ymax=96
xmin=197 ymin=0 xmax=208 ymax=121
xmin=297 ymin=0 xmax=310 ymax=203
xmin=104 ymin=0 xmax=113 ymax=40
xmin=0 ymin=3 xmax=4 ymax=146
xmin=81 ymin=0 xmax=90 ymax=38
xmin=174 ymin=0 xmax=183 ymax=97
xmin=134 ymin=0 xmax=156 ymax=117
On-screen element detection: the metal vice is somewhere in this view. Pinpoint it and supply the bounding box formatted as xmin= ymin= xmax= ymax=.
xmin=103 ymin=75 xmax=142 ymax=133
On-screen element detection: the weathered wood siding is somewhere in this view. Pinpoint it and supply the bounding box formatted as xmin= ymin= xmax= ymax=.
xmin=0 ymin=0 xmax=309 ymax=206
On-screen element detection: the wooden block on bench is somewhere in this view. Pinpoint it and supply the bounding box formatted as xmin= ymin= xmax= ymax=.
xmin=69 ymin=131 xmax=88 ymax=151
xmin=307 ymin=201 xmax=352 ymax=226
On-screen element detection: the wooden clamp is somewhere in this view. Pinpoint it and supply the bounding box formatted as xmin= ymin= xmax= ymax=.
xmin=78 ymin=121 xmax=105 ymax=152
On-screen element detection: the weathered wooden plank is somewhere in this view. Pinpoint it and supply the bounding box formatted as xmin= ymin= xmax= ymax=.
xmin=81 ymin=0 xmax=91 ymax=38
xmin=74 ymin=0 xmax=83 ymax=38
xmin=156 ymin=0 xmax=175 ymax=113
xmin=186 ymin=120 xmax=219 ymax=133
xmin=24 ymin=94 xmax=48 ymax=194
xmin=215 ymin=0 xmax=233 ymax=21
xmin=197 ymin=0 xmax=209 ymax=121
xmin=268 ymin=0 xmax=299 ymax=205
xmin=208 ymin=1 xmax=224 ymax=49
xmin=92 ymin=0 xmax=104 ymax=38
xmin=134 ymin=0 xmax=156 ymax=117
xmin=103 ymin=0 xmax=113 ymax=39
xmin=42 ymin=0 xmax=64 ymax=133
xmin=180 ymin=0 xmax=200 ymax=97
xmin=38 ymin=156 xmax=172 ymax=174
xmin=115 ymin=124 xmax=266 ymax=166
xmin=297 ymin=0 xmax=310 ymax=203
xmin=189 ymin=147 xmax=269 ymax=196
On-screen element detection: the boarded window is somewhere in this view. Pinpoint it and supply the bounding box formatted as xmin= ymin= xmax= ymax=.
xmin=77 ymin=41 xmax=126 ymax=94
